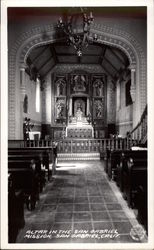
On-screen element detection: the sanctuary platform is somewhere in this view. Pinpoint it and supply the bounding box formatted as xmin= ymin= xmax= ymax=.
xmin=66 ymin=116 xmax=94 ymax=138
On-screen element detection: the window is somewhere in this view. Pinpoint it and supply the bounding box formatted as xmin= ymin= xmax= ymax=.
xmin=36 ymin=79 xmax=40 ymax=112
xmin=125 ymin=80 xmax=132 ymax=106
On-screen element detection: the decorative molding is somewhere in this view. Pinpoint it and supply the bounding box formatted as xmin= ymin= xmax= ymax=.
xmin=107 ymin=78 xmax=116 ymax=124
xmin=52 ymin=64 xmax=104 ymax=74
xmin=8 ymin=23 xmax=146 ymax=139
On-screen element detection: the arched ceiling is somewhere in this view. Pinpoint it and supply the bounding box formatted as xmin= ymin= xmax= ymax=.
xmin=26 ymin=41 xmax=129 ymax=81
xmin=8 ymin=6 xmax=146 ymax=82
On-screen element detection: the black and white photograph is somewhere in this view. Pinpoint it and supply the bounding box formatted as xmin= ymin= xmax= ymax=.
xmin=1 ymin=0 xmax=154 ymax=249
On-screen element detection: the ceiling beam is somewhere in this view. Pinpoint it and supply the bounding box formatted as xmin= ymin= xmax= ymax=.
xmin=58 ymin=62 xmax=98 ymax=65
xmin=37 ymin=55 xmax=53 ymax=71
xmin=101 ymin=64 xmax=115 ymax=79
xmin=109 ymin=48 xmax=126 ymax=66
xmin=42 ymin=62 xmax=56 ymax=78
xmin=50 ymin=46 xmax=59 ymax=64
xmin=103 ymin=57 xmax=120 ymax=73
xmin=56 ymin=53 xmax=100 ymax=57
xmin=32 ymin=46 xmax=49 ymax=64
xmin=99 ymin=47 xmax=107 ymax=64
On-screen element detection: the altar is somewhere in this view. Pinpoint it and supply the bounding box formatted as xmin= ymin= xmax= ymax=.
xmin=52 ymin=71 xmax=106 ymax=139
xmin=29 ymin=131 xmax=41 ymax=140
xmin=66 ymin=114 xmax=94 ymax=138
xmin=66 ymin=125 xmax=94 ymax=138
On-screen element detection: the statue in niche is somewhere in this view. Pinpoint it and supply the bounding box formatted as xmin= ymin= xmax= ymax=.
xmin=56 ymin=79 xmax=66 ymax=96
xmin=94 ymin=100 xmax=103 ymax=118
xmin=56 ymin=99 xmax=65 ymax=118
xmin=75 ymin=107 xmax=83 ymax=121
xmin=93 ymin=79 xmax=103 ymax=96
xmin=73 ymin=75 xmax=86 ymax=92
xmin=23 ymin=94 xmax=28 ymax=113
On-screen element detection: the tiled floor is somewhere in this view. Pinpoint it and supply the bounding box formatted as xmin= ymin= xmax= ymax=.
xmin=16 ymin=161 xmax=147 ymax=244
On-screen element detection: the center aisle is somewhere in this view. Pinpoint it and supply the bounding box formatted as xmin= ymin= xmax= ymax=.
xmin=16 ymin=161 xmax=147 ymax=244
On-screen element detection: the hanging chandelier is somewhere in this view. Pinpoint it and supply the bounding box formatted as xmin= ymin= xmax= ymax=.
xmin=57 ymin=8 xmax=98 ymax=57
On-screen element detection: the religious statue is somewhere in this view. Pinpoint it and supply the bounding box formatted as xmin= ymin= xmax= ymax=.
xmin=73 ymin=75 xmax=86 ymax=92
xmin=23 ymin=94 xmax=28 ymax=113
xmin=96 ymin=105 xmax=102 ymax=117
xmin=93 ymin=79 xmax=103 ymax=96
xmin=56 ymin=79 xmax=66 ymax=96
xmin=58 ymin=83 xmax=63 ymax=96
xmin=57 ymin=104 xmax=63 ymax=118
xmin=94 ymin=100 xmax=103 ymax=118
xmin=56 ymin=100 xmax=65 ymax=118
xmin=75 ymin=107 xmax=83 ymax=121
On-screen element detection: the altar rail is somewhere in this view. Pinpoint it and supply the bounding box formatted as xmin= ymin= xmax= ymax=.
xmin=8 ymin=138 xmax=138 ymax=153
xmin=8 ymin=140 xmax=54 ymax=148
xmin=56 ymin=138 xmax=138 ymax=154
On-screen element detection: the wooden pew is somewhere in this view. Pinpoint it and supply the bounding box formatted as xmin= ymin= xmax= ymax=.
xmin=8 ymin=146 xmax=57 ymax=181
xmin=8 ymin=146 xmax=57 ymax=209
xmin=8 ymin=153 xmax=46 ymax=192
xmin=122 ymin=156 xmax=147 ymax=207
xmin=8 ymin=173 xmax=25 ymax=243
xmin=107 ymin=150 xmax=124 ymax=180
xmin=122 ymin=156 xmax=147 ymax=231
xmin=135 ymin=185 xmax=148 ymax=231
xmin=8 ymin=157 xmax=42 ymax=241
xmin=114 ymin=149 xmax=147 ymax=231
xmin=8 ymin=159 xmax=40 ymax=210
xmin=116 ymin=150 xmax=147 ymax=192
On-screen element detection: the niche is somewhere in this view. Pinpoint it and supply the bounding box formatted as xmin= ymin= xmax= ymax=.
xmin=23 ymin=94 xmax=28 ymax=113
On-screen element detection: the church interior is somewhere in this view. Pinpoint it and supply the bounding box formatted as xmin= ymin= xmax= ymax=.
xmin=7 ymin=6 xmax=148 ymax=244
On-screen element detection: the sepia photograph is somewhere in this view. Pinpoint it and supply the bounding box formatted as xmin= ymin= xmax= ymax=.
xmin=1 ymin=0 xmax=154 ymax=249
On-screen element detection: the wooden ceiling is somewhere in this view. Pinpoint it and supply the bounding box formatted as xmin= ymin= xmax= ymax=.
xmin=26 ymin=41 xmax=129 ymax=81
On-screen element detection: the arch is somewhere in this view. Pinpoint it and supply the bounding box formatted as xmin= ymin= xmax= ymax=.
xmin=8 ymin=23 xmax=146 ymax=139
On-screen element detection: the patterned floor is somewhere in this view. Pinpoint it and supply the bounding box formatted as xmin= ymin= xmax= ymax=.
xmin=16 ymin=161 xmax=147 ymax=244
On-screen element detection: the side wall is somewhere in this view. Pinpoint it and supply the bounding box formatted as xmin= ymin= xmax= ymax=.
xmin=23 ymin=73 xmax=42 ymax=135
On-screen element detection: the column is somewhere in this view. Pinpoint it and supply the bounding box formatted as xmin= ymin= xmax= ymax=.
xmin=36 ymin=76 xmax=41 ymax=113
xmin=20 ymin=66 xmax=26 ymax=139
xmin=20 ymin=66 xmax=26 ymax=99
xmin=129 ymin=66 xmax=136 ymax=103
xmin=69 ymin=97 xmax=72 ymax=116
xmin=129 ymin=64 xmax=139 ymax=131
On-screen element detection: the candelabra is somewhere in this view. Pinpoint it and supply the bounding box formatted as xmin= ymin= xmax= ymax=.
xmin=57 ymin=9 xmax=98 ymax=56
xmin=23 ymin=117 xmax=34 ymax=140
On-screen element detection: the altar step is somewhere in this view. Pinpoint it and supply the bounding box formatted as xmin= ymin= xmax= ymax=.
xmin=57 ymin=153 xmax=100 ymax=162
xmin=68 ymin=121 xmax=89 ymax=126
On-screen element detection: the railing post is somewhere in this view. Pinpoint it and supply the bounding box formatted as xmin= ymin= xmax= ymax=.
xmin=111 ymin=139 xmax=114 ymax=151
xmin=108 ymin=139 xmax=110 ymax=151
xmin=71 ymin=140 xmax=72 ymax=153
xmin=62 ymin=140 xmax=64 ymax=153
xmin=120 ymin=139 xmax=122 ymax=150
xmin=104 ymin=139 xmax=106 ymax=152
xmin=98 ymin=140 xmax=100 ymax=152
xmin=100 ymin=139 xmax=102 ymax=154
xmin=58 ymin=141 xmax=61 ymax=152
xmin=115 ymin=139 xmax=118 ymax=150
xmin=127 ymin=138 xmax=129 ymax=149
